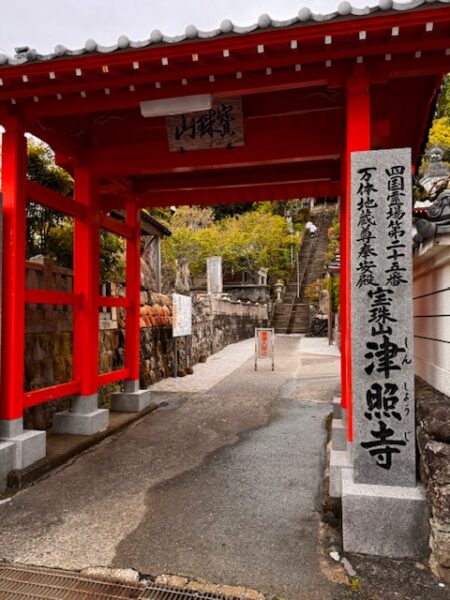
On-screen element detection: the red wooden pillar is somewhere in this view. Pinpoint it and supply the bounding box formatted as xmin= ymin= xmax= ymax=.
xmin=0 ymin=119 xmax=27 ymax=423
xmin=73 ymin=167 xmax=100 ymax=396
xmin=339 ymin=172 xmax=347 ymax=412
xmin=125 ymin=197 xmax=141 ymax=391
xmin=344 ymin=71 xmax=371 ymax=442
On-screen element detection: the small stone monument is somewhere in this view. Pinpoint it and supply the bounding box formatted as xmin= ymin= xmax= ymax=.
xmin=257 ymin=268 xmax=268 ymax=286
xmin=206 ymin=256 xmax=223 ymax=294
xmin=342 ymin=147 xmax=428 ymax=558
xmin=175 ymin=257 xmax=191 ymax=293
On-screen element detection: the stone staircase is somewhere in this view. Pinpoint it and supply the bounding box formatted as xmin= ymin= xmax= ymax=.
xmin=272 ymin=208 xmax=336 ymax=334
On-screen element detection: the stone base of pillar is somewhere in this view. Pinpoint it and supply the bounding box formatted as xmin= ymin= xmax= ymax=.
xmin=111 ymin=389 xmax=153 ymax=413
xmin=0 ymin=418 xmax=46 ymax=471
xmin=331 ymin=418 xmax=347 ymax=451
xmin=329 ymin=448 xmax=352 ymax=498
xmin=53 ymin=394 xmax=109 ymax=435
xmin=332 ymin=396 xmax=342 ymax=419
xmin=342 ymin=470 xmax=429 ymax=558
xmin=0 ymin=441 xmax=15 ymax=491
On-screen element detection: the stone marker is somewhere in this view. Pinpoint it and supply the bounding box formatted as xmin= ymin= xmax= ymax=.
xmin=207 ymin=256 xmax=223 ymax=294
xmin=342 ymin=147 xmax=428 ymax=559
xmin=351 ymin=148 xmax=415 ymax=487
xmin=175 ymin=257 xmax=191 ymax=293
xmin=351 ymin=149 xmax=416 ymax=486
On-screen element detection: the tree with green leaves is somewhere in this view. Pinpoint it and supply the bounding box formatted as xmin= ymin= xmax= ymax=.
xmin=26 ymin=139 xmax=74 ymax=261
xmin=161 ymin=204 xmax=300 ymax=289
xmin=419 ymin=74 xmax=450 ymax=174
xmin=24 ymin=139 xmax=125 ymax=282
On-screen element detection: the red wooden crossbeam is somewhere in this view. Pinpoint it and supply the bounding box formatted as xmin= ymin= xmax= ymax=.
xmin=98 ymin=368 xmax=129 ymax=386
xmin=25 ymin=289 xmax=82 ymax=305
xmin=6 ymin=33 xmax=450 ymax=106
xmin=27 ymin=180 xmax=87 ymax=219
xmin=99 ymin=212 xmax=134 ymax=239
xmin=23 ymin=379 xmax=81 ymax=408
xmin=97 ymin=295 xmax=129 ymax=308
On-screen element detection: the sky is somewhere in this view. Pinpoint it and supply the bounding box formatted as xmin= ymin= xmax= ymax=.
xmin=0 ymin=0 xmax=395 ymax=56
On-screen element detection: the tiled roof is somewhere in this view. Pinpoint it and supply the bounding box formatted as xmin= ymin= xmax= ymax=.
xmin=1 ymin=0 xmax=449 ymax=67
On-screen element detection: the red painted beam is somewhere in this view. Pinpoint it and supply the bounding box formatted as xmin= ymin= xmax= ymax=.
xmin=25 ymin=123 xmax=85 ymax=165
xmin=25 ymin=289 xmax=82 ymax=305
xmin=99 ymin=212 xmax=134 ymax=239
xmin=98 ymin=368 xmax=130 ymax=387
xmin=9 ymin=33 xmax=450 ymax=105
xmin=129 ymin=180 xmax=341 ymax=208
xmin=88 ymin=112 xmax=343 ymax=176
xmin=131 ymin=161 xmax=340 ymax=193
xmin=27 ymin=180 xmax=87 ymax=219
xmin=20 ymin=65 xmax=334 ymax=120
xmin=97 ymin=295 xmax=129 ymax=308
xmin=23 ymin=379 xmax=81 ymax=409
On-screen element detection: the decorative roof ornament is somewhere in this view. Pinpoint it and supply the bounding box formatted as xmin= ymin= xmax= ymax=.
xmin=418 ymin=145 xmax=450 ymax=200
xmin=414 ymin=145 xmax=450 ymax=244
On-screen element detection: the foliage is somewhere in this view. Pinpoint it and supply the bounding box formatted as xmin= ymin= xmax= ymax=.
xmin=304 ymin=275 xmax=340 ymax=313
xmin=217 ymin=210 xmax=298 ymax=278
xmin=99 ymin=231 xmax=126 ymax=284
xmin=27 ymin=140 xmax=74 ymax=195
xmin=212 ymin=202 xmax=254 ymax=220
xmin=427 ymin=117 xmax=450 ymax=159
xmin=161 ymin=205 xmax=299 ymax=289
xmin=325 ymin=218 xmax=340 ymax=263
xmin=331 ymin=275 xmax=340 ymax=312
xmin=418 ymin=74 xmax=450 ymax=172
xmin=26 ymin=139 xmax=74 ymax=260
xmin=25 ymin=139 xmax=125 ymax=281
xmin=304 ymin=214 xmax=341 ymax=314
xmin=435 ymin=74 xmax=450 ymax=119
xmin=256 ymin=199 xmax=310 ymax=223
xmin=169 ymin=205 xmax=214 ymax=231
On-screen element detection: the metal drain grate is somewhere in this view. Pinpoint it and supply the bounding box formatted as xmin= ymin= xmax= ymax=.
xmin=0 ymin=564 xmax=245 ymax=600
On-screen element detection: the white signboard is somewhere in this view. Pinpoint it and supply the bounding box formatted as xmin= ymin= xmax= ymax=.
xmin=172 ymin=293 xmax=192 ymax=337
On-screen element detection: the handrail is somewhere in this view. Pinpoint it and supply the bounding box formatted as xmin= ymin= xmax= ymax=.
xmin=270 ymin=227 xmax=309 ymax=322
xmin=286 ymin=213 xmax=324 ymax=332
xmin=291 ymin=220 xmax=321 ymax=307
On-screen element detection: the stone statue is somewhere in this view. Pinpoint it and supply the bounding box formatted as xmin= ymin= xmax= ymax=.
xmin=414 ymin=145 xmax=450 ymax=244
xmin=418 ymin=145 xmax=450 ymax=200
xmin=175 ymin=257 xmax=191 ymax=292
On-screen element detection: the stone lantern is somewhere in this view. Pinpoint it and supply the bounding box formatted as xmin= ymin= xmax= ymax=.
xmin=273 ymin=279 xmax=284 ymax=303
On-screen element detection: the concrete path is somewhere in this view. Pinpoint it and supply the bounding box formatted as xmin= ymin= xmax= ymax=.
xmin=0 ymin=335 xmax=343 ymax=599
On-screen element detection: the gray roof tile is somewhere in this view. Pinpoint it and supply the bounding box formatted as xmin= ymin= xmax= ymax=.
xmin=0 ymin=0 xmax=449 ymax=67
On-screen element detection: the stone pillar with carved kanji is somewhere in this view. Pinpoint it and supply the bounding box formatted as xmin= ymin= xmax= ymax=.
xmin=207 ymin=256 xmax=223 ymax=295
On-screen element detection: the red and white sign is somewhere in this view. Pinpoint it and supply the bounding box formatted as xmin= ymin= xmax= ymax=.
xmin=255 ymin=328 xmax=275 ymax=370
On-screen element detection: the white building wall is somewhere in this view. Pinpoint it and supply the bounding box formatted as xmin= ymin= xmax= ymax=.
xmin=412 ymin=234 xmax=450 ymax=396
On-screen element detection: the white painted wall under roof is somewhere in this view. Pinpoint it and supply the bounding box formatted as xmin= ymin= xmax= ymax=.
xmin=413 ymin=233 xmax=450 ymax=396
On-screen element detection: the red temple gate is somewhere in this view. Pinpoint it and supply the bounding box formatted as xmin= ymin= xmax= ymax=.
xmin=0 ymin=1 xmax=449 ymax=469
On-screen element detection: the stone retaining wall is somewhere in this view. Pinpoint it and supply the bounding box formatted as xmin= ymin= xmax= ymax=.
xmin=139 ymin=295 xmax=267 ymax=386
xmin=416 ymin=377 xmax=450 ymax=582
xmin=23 ymin=258 xmax=268 ymax=428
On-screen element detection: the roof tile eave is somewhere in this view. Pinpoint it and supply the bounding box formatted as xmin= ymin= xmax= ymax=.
xmin=0 ymin=0 xmax=449 ymax=68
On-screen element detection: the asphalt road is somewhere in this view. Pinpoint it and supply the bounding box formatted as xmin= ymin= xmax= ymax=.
xmin=0 ymin=336 xmax=346 ymax=598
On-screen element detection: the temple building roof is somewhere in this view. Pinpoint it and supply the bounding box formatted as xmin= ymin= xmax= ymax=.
xmin=1 ymin=0 xmax=449 ymax=67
